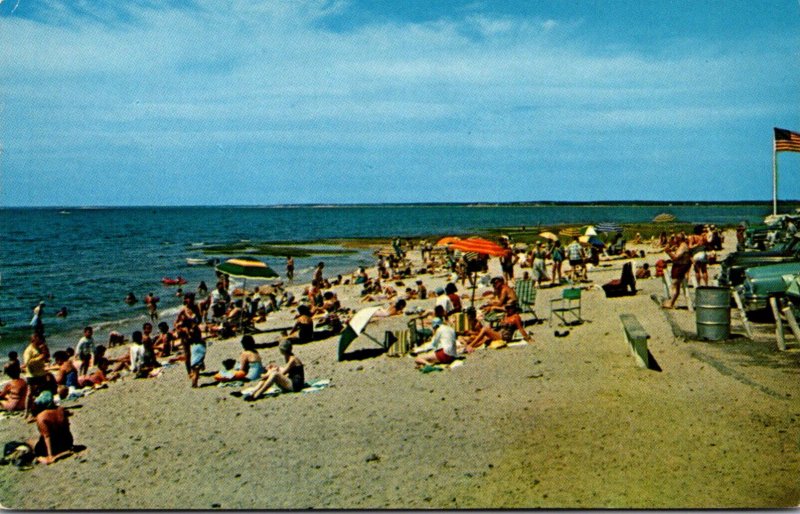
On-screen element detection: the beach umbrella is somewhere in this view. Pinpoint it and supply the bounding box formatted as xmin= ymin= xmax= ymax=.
xmin=579 ymin=235 xmax=605 ymax=247
xmin=583 ymin=225 xmax=598 ymax=236
xmin=446 ymin=237 xmax=507 ymax=256
xmin=653 ymin=213 xmax=676 ymax=223
xmin=538 ymin=231 xmax=559 ymax=241
xmin=338 ymin=306 xmax=382 ymax=361
xmin=216 ymin=257 xmax=279 ymax=280
xmin=559 ymin=227 xmax=582 ymax=238
xmin=444 ymin=237 xmax=508 ymax=307
xmin=436 ymin=236 xmax=462 ymax=247
xmin=596 ymin=222 xmax=622 ymax=233
xmin=215 ymin=257 xmax=278 ymax=333
xmin=513 ymin=242 xmax=529 ymax=251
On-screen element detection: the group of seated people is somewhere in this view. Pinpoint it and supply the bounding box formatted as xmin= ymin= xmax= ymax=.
xmin=409 ymin=274 xmax=534 ymax=366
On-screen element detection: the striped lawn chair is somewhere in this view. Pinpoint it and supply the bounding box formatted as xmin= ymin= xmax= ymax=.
xmin=514 ymin=279 xmax=539 ymax=322
xmin=452 ymin=311 xmax=469 ymax=334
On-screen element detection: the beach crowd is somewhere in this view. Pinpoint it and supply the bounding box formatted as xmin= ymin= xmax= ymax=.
xmin=0 ymin=224 xmax=726 ymax=468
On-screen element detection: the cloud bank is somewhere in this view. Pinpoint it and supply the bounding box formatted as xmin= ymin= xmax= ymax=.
xmin=1 ymin=0 xmax=798 ymax=205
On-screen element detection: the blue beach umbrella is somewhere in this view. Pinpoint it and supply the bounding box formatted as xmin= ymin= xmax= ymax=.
xmin=595 ymin=222 xmax=622 ymax=233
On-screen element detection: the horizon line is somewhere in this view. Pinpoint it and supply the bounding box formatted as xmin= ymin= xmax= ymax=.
xmin=2 ymin=199 xmax=799 ymax=209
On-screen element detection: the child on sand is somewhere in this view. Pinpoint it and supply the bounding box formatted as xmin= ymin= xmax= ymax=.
xmin=187 ymin=325 xmax=206 ymax=388
xmin=214 ymin=359 xmax=238 ymax=382
xmin=4 ymin=351 xmax=21 ymax=377
xmin=75 ymin=326 xmax=94 ymax=376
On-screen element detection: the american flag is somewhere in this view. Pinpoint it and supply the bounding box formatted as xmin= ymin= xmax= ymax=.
xmin=774 ymin=127 xmax=800 ymax=153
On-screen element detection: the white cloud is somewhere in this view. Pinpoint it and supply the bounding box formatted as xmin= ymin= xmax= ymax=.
xmin=1 ymin=0 xmax=798 ymax=204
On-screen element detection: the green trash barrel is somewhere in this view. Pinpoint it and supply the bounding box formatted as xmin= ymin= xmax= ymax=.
xmin=695 ymin=286 xmax=731 ymax=341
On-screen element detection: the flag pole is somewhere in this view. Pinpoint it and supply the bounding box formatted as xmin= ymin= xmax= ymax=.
xmin=772 ymin=137 xmax=778 ymax=216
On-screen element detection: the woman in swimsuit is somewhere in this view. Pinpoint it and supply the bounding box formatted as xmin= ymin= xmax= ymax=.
xmin=246 ymin=340 xmax=304 ymax=401
xmin=51 ymin=351 xmax=79 ymax=391
xmin=663 ymin=232 xmax=691 ymax=309
xmin=233 ymin=335 xmax=264 ymax=381
xmin=464 ymin=302 xmax=533 ymax=352
xmin=288 ymin=305 xmax=314 ymax=344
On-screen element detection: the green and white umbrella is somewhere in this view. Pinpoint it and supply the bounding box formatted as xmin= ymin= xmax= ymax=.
xmin=215 ymin=257 xmax=278 ymax=332
xmin=215 ymin=256 xmax=279 ymax=280
xmin=338 ymin=306 xmax=382 ymax=361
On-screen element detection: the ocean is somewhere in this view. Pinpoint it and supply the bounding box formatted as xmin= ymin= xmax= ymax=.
xmin=0 ymin=203 xmax=785 ymax=356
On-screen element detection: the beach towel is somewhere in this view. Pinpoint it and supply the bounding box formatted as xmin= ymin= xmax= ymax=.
xmin=240 ymin=379 xmax=332 ymax=398
xmin=419 ymin=360 xmax=464 ymax=373
xmin=217 ymin=380 xmax=246 ymax=388
xmin=506 ymin=341 xmax=528 ymax=348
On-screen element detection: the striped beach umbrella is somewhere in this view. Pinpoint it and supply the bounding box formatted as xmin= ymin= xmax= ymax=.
xmin=447 ymin=237 xmax=507 ymax=257
xmin=216 ymin=257 xmax=279 ymax=280
xmin=559 ymin=227 xmax=582 ymax=238
xmin=595 ymin=222 xmax=623 ymax=233
xmin=436 ymin=236 xmax=462 ymax=247
xmin=215 ymin=257 xmax=278 ymax=333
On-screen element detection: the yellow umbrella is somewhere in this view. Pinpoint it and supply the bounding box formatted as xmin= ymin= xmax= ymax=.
xmin=538 ymin=231 xmax=559 ymax=241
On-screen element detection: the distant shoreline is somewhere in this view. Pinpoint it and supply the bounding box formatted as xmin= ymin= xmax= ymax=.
xmin=3 ymin=200 xmax=800 ymax=210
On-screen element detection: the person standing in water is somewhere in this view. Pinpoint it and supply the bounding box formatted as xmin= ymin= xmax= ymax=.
xmin=286 ymin=256 xmax=295 ymax=282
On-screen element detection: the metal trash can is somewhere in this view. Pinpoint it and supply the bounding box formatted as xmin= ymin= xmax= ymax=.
xmin=695 ymin=286 xmax=731 ymax=341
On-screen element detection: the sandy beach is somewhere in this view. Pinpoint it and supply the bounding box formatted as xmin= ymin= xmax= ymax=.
xmin=1 ymin=229 xmax=799 ymax=509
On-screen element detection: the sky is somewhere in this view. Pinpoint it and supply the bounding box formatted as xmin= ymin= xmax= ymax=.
xmin=1 ymin=0 xmax=799 ymax=206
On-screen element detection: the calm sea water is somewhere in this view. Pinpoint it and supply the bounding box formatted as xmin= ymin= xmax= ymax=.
xmin=0 ymin=203 xmax=783 ymax=355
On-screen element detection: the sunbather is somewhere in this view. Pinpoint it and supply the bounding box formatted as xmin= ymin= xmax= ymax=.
xmin=27 ymin=393 xmax=75 ymax=465
xmin=0 ymin=365 xmax=27 ymax=412
xmin=287 ymin=305 xmax=314 ymax=344
xmin=245 ymin=340 xmax=304 ymax=401
xmin=464 ymin=302 xmax=532 ymax=352
xmin=456 ymin=306 xmax=483 ymax=341
xmin=51 ymin=351 xmax=79 ymax=389
xmin=414 ymin=316 xmax=458 ymax=368
xmin=232 ymin=335 xmax=264 ymax=381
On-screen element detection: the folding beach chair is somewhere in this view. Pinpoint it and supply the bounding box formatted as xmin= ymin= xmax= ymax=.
xmin=514 ymin=279 xmax=539 ymax=323
xmin=550 ymin=287 xmax=582 ymax=326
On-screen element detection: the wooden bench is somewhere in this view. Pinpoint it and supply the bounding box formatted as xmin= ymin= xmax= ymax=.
xmin=620 ymin=314 xmax=651 ymax=369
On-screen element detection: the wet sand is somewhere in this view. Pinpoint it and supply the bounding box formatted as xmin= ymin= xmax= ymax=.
xmin=1 ymin=230 xmax=799 ymax=509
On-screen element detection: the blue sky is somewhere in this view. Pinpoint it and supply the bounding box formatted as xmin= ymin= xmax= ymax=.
xmin=1 ymin=0 xmax=798 ymax=206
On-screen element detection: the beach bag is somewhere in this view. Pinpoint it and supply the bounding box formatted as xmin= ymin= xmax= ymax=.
xmin=1 ymin=442 xmax=34 ymax=469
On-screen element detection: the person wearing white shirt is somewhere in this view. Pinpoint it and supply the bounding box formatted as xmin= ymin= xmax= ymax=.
xmin=434 ymin=287 xmax=454 ymax=314
xmin=414 ymin=310 xmax=458 ymax=368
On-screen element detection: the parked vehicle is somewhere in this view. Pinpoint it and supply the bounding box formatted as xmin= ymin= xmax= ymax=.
xmin=718 ymin=233 xmax=800 ymax=287
xmin=737 ymin=262 xmax=800 ymax=312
